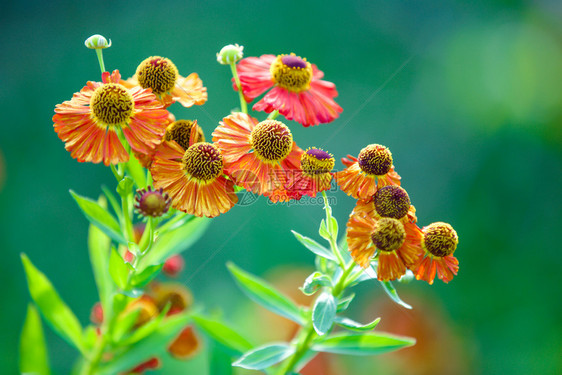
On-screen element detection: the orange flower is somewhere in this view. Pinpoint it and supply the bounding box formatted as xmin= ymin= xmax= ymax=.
xmin=235 ymin=54 xmax=342 ymax=127
xmin=122 ymin=56 xmax=207 ymax=108
xmin=212 ymin=112 xmax=303 ymax=196
xmin=285 ymin=147 xmax=335 ymax=198
xmin=412 ymin=222 xmax=459 ymax=284
xmin=53 ymin=70 xmax=170 ymax=166
xmin=168 ymin=326 xmax=201 ymax=359
xmin=336 ymin=144 xmax=400 ymax=200
xmin=150 ymin=135 xmax=237 ymax=217
xmin=346 ymin=186 xmax=423 ymax=280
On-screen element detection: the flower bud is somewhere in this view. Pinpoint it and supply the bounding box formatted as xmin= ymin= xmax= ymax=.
xmin=162 ymin=255 xmax=185 ymax=278
xmin=216 ymin=44 xmax=244 ymax=64
xmin=84 ymin=34 xmax=112 ymax=49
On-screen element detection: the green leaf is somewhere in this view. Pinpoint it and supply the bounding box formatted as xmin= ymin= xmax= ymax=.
xmin=88 ymin=197 xmax=114 ymax=313
xmin=111 ymin=308 xmax=141 ymax=344
xmin=312 ymin=332 xmax=415 ymax=356
xmin=101 ymin=186 xmax=122 ymax=221
xmin=82 ymin=326 xmax=99 ymax=352
xmin=233 ymin=343 xmax=295 ymax=370
xmin=126 ymin=153 xmax=147 ymax=188
xmin=227 ymin=263 xmax=305 ymax=325
xmin=116 ymin=176 xmax=134 ymax=198
xmin=20 ymin=304 xmax=50 ymax=375
xmin=336 ymin=293 xmax=355 ymax=312
xmin=130 ymin=264 xmax=163 ymax=289
xmin=70 ymin=190 xmax=126 ymax=244
xmin=140 ymin=216 xmax=210 ymax=267
xmin=209 ymin=342 xmax=233 ymax=375
xmin=109 ymin=248 xmax=132 ymax=290
xmin=319 ymin=219 xmax=330 ymax=241
xmin=379 ymin=279 xmax=412 ymax=309
xmin=118 ymin=305 xmax=172 ymax=346
xmin=192 ymin=314 xmax=253 ymax=356
xmin=291 ymin=231 xmax=336 ymax=261
xmin=300 ymin=272 xmax=332 ymax=296
xmin=21 ymin=254 xmax=85 ymax=353
xmin=312 ymin=292 xmax=337 ymax=336
xmin=334 ymin=316 xmax=381 ymax=332
xmin=98 ymin=312 xmax=191 ymax=375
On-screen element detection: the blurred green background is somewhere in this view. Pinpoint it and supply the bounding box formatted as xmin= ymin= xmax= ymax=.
xmin=2 ymin=0 xmax=561 ymax=374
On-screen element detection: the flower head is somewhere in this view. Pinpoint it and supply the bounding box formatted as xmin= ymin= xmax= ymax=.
xmin=53 ymin=70 xmax=170 ymax=166
xmin=84 ymin=34 xmax=111 ymax=49
xmin=285 ymin=147 xmax=335 ymax=198
xmin=134 ymin=187 xmax=172 ymax=218
xmin=164 ymin=119 xmax=205 ymax=149
xmin=150 ymin=139 xmax=237 ymax=217
xmin=122 ymin=56 xmax=207 ymax=108
xmin=168 ymin=326 xmax=201 ymax=360
xmin=336 ymin=144 xmax=401 ymax=200
xmin=217 ymin=43 xmax=244 ymax=65
xmin=412 ymin=222 xmax=459 ymax=284
xmin=162 ymin=254 xmax=185 ymax=278
xmin=148 ymin=282 xmax=193 ymax=315
xmin=212 ymin=112 xmax=303 ymax=196
xmin=235 ymin=53 xmax=342 ymax=127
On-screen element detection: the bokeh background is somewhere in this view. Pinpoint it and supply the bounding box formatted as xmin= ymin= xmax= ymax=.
xmin=1 ymin=0 xmax=561 ymax=374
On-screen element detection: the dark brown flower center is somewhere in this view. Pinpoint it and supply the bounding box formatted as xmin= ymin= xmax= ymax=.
xmin=182 ymin=142 xmax=223 ymax=182
xmin=136 ymin=56 xmax=178 ymax=95
xmin=301 ymin=147 xmax=334 ymax=175
xmin=90 ymin=83 xmax=134 ymax=125
xmin=374 ymin=185 xmax=410 ymax=219
xmin=165 ymin=120 xmax=205 ymax=150
xmin=358 ymin=144 xmax=393 ymax=176
xmin=250 ymin=120 xmax=293 ymax=162
xmin=422 ymin=222 xmax=458 ymax=257
xmin=371 ymin=217 xmax=406 ymax=252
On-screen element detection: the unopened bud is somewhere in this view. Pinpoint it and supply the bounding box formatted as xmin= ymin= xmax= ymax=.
xmin=85 ymin=34 xmax=112 ymax=49
xmin=216 ymin=44 xmax=244 ymax=65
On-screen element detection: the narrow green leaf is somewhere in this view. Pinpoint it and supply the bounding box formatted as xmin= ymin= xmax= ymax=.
xmin=312 ymin=332 xmax=415 ymax=356
xmin=109 ymin=248 xmax=131 ymax=290
xmin=70 ymin=190 xmax=126 ymax=244
xmin=291 ymin=231 xmax=336 ymax=261
xmin=233 ymin=343 xmax=295 ymax=370
xmin=312 ymin=292 xmax=337 ymax=335
xmin=192 ymin=314 xmax=253 ymax=356
xmin=118 ymin=305 xmax=172 ymax=346
xmin=20 ymin=304 xmax=50 ymax=375
xmin=227 ymin=263 xmax=305 ymax=325
xmin=21 ymin=254 xmax=85 ymax=353
xmin=140 ymin=216 xmax=210 ymax=267
xmin=334 ymin=316 xmax=381 ymax=332
xmin=336 ymin=293 xmax=355 ymax=312
xmin=100 ymin=186 xmax=122 ymax=221
xmin=300 ymin=272 xmax=332 ymax=296
xmin=337 ymin=234 xmax=353 ymax=263
xmin=209 ymin=342 xmax=233 ymax=375
xmin=116 ymin=176 xmax=134 ymax=198
xmin=111 ymin=309 xmax=141 ymax=344
xmin=379 ymin=279 xmax=412 ymax=309
xmin=98 ymin=312 xmax=191 ymax=375
xmin=319 ymin=219 xmax=330 ymax=241
xmin=126 ymin=154 xmax=147 ymax=188
xmin=130 ymin=264 xmax=163 ymax=289
xmin=88 ymin=197 xmax=114 ymax=313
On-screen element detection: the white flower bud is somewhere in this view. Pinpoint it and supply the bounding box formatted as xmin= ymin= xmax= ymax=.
xmin=216 ymin=44 xmax=244 ymax=65
xmin=84 ymin=34 xmax=112 ymax=49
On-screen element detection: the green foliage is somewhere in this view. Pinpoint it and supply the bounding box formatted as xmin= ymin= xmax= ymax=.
xmin=312 ymin=292 xmax=337 ymax=336
xmin=192 ymin=314 xmax=253 ymax=356
xmin=109 ymin=247 xmax=133 ymax=291
xmin=233 ymin=344 xmax=296 ymax=370
xmin=20 ymin=304 xmax=50 ymax=375
xmin=98 ymin=312 xmax=191 ymax=375
xmin=21 ymin=254 xmax=85 ymax=354
xmin=334 ymin=316 xmax=381 ymax=332
xmin=336 ymin=293 xmax=355 ymax=312
xmin=312 ymin=332 xmax=415 ymax=356
xmin=227 ymin=262 xmax=305 ymax=325
xmin=70 ymin=190 xmax=126 ymax=244
xmin=291 ymin=230 xmax=336 ymax=261
xmin=379 ymin=279 xmax=412 ymax=309
xmin=300 ymin=272 xmax=333 ymax=296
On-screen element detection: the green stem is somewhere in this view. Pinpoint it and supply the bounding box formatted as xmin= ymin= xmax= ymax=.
xmin=332 ymin=262 xmax=355 ymax=297
xmin=121 ymin=193 xmax=135 ymax=243
xmin=267 ymin=110 xmax=280 ymax=120
xmin=321 ymin=191 xmax=345 ymax=268
xmin=277 ymin=324 xmax=317 ymax=375
xmin=230 ymin=62 xmax=248 ymax=114
xmin=95 ymin=49 xmax=106 ymax=74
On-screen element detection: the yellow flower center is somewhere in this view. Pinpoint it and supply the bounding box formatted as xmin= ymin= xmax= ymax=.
xmin=371 ymin=217 xmax=406 ymax=252
xmin=165 ymin=120 xmax=205 ymax=150
xmin=357 ymin=144 xmax=393 ymax=176
xmin=422 ymin=222 xmax=458 ymax=257
xmin=374 ymin=185 xmax=410 ymax=219
xmin=182 ymin=142 xmax=223 ymax=182
xmin=90 ymin=83 xmax=134 ymax=126
xmin=270 ymin=54 xmax=313 ymax=93
xmin=301 ymin=147 xmax=334 ymax=176
xmin=136 ymin=56 xmax=178 ymax=95
xmin=250 ymin=120 xmax=293 ymax=163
